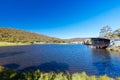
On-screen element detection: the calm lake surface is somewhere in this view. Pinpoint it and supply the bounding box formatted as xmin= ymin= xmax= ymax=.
xmin=0 ymin=44 xmax=120 ymax=78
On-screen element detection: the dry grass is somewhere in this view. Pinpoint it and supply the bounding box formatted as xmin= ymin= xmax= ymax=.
xmin=0 ymin=42 xmax=30 ymax=46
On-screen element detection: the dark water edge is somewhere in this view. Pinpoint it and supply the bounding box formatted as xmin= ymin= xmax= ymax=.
xmin=0 ymin=44 xmax=120 ymax=78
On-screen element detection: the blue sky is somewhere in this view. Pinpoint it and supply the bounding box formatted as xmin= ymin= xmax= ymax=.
xmin=0 ymin=0 xmax=120 ymax=39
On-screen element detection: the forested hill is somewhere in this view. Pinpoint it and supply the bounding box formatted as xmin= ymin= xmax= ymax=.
xmin=0 ymin=28 xmax=65 ymax=43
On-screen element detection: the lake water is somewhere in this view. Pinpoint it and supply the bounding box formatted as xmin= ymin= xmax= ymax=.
xmin=0 ymin=44 xmax=120 ymax=78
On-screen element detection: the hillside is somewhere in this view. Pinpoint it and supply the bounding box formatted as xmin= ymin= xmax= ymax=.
xmin=66 ymin=38 xmax=90 ymax=42
xmin=0 ymin=28 xmax=65 ymax=43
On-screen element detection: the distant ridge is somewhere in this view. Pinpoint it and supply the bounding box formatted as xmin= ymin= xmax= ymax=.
xmin=0 ymin=28 xmax=65 ymax=43
xmin=65 ymin=38 xmax=91 ymax=42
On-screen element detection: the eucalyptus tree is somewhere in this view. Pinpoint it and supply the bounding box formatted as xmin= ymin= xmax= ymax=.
xmin=99 ymin=25 xmax=112 ymax=38
xmin=114 ymin=28 xmax=120 ymax=36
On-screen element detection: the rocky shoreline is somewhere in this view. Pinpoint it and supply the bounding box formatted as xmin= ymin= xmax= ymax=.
xmin=106 ymin=46 xmax=120 ymax=53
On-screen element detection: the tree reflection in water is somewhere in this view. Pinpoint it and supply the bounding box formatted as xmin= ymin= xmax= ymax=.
xmin=91 ymin=49 xmax=112 ymax=76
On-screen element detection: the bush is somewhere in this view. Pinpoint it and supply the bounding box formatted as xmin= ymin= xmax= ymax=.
xmin=0 ymin=66 xmax=118 ymax=80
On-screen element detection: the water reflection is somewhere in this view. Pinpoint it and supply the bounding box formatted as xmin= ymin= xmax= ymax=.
xmin=91 ymin=49 xmax=117 ymax=77
xmin=3 ymin=63 xmax=20 ymax=70
xmin=21 ymin=61 xmax=69 ymax=73
xmin=0 ymin=51 xmax=25 ymax=58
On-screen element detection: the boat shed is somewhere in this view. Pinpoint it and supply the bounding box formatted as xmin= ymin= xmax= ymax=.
xmin=91 ymin=38 xmax=110 ymax=48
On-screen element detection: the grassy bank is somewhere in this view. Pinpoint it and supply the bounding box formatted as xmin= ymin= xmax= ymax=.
xmin=0 ymin=42 xmax=31 ymax=47
xmin=0 ymin=66 xmax=120 ymax=80
xmin=0 ymin=42 xmax=71 ymax=47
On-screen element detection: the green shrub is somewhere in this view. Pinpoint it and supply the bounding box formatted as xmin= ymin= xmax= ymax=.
xmin=116 ymin=77 xmax=120 ymax=80
xmin=0 ymin=66 xmax=118 ymax=80
xmin=89 ymin=75 xmax=97 ymax=80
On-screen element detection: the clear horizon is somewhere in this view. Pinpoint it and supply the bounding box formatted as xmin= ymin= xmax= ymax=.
xmin=0 ymin=0 xmax=120 ymax=39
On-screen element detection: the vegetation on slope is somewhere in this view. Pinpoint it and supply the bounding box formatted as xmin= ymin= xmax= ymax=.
xmin=0 ymin=66 xmax=119 ymax=80
xmin=0 ymin=28 xmax=66 ymax=43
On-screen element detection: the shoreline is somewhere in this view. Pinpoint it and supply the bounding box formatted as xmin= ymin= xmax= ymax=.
xmin=0 ymin=42 xmax=31 ymax=47
xmin=106 ymin=46 xmax=120 ymax=53
xmin=0 ymin=42 xmax=77 ymax=47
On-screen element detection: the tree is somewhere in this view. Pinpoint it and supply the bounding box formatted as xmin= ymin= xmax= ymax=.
xmin=114 ymin=28 xmax=120 ymax=36
xmin=99 ymin=25 xmax=112 ymax=38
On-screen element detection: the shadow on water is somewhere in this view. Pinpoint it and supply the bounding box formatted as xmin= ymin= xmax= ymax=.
xmin=3 ymin=63 xmax=20 ymax=70
xmin=91 ymin=49 xmax=113 ymax=76
xmin=21 ymin=61 xmax=69 ymax=73
xmin=0 ymin=51 xmax=25 ymax=58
